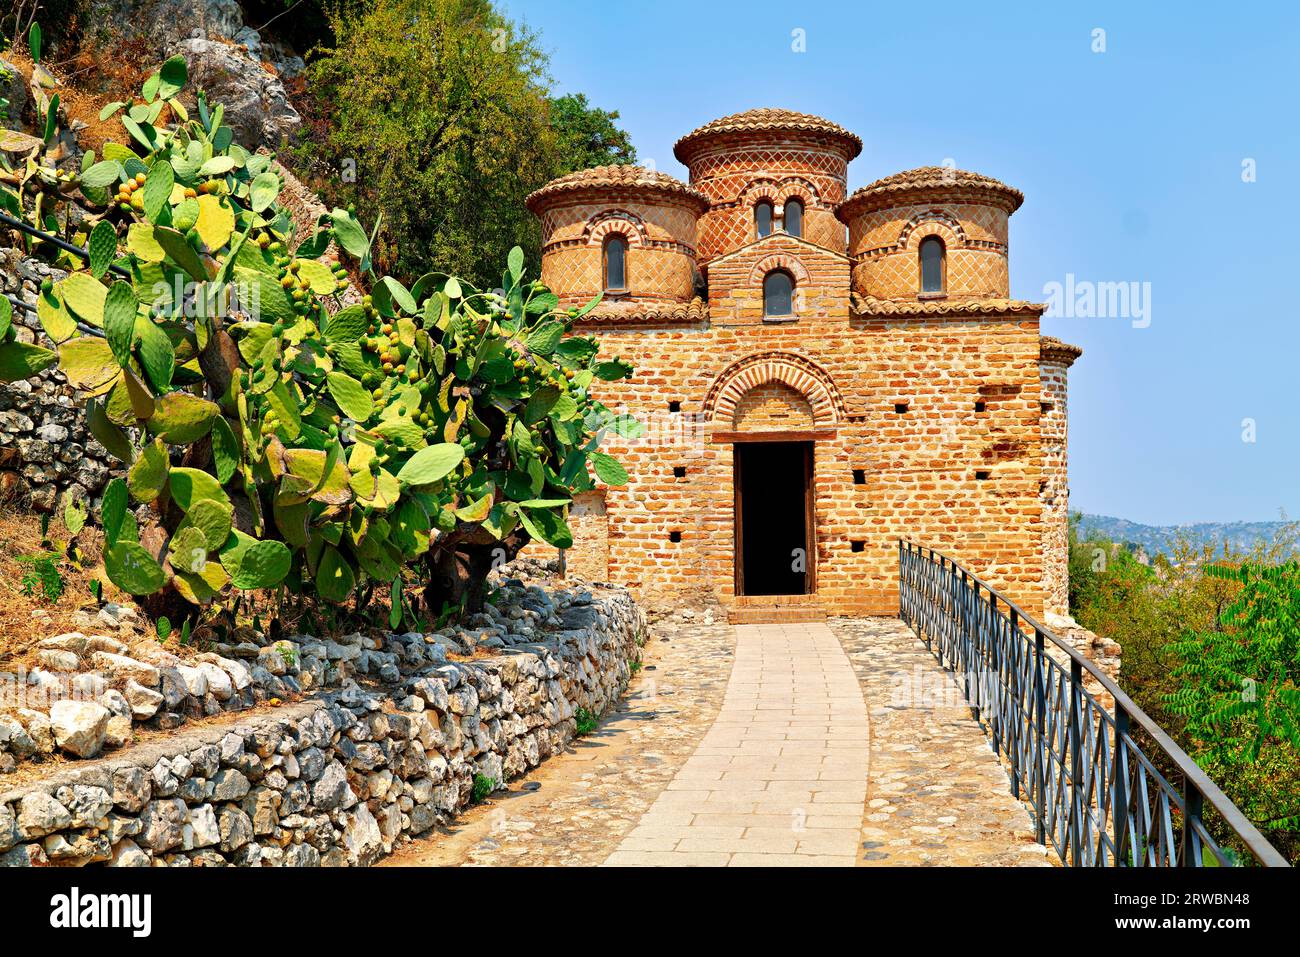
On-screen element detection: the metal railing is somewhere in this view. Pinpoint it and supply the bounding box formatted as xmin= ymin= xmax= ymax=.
xmin=898 ymin=539 xmax=1288 ymax=867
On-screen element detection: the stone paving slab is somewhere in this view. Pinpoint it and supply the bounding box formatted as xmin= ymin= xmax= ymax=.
xmin=603 ymin=622 xmax=871 ymax=866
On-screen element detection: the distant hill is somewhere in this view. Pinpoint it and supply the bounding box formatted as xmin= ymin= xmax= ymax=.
xmin=1076 ymin=513 xmax=1295 ymax=558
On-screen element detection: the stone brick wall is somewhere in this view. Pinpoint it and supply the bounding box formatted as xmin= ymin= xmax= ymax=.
xmin=1040 ymin=339 xmax=1081 ymax=617
xmin=0 ymin=586 xmax=645 ymax=867
xmin=0 ymin=248 xmax=115 ymax=511
xmin=566 ymin=305 xmax=1047 ymax=617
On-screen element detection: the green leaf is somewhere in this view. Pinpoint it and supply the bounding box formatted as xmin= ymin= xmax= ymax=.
xmin=177 ymin=499 xmax=233 ymax=551
xmin=210 ymin=415 xmax=240 ymax=484
xmin=36 ymin=289 xmax=76 ymax=343
xmin=229 ymin=539 xmax=292 ymax=590
xmin=316 ymin=545 xmax=356 ymax=602
xmin=516 ymin=506 xmax=574 ymax=549
xmin=127 ymin=439 xmax=170 ymax=503
xmin=595 ymin=358 xmax=634 ymax=381
xmin=324 ymin=305 xmax=368 ymax=343
xmin=379 ymin=276 xmax=416 ymax=314
xmin=135 ymin=316 xmax=175 ymax=391
xmin=153 ymin=226 xmax=208 ymax=281
xmin=87 ymin=221 xmax=118 ymax=279
xmin=148 ymin=393 xmax=221 ymax=445
xmin=249 ymin=171 xmax=280 ymax=213
xmin=326 ymin=371 xmax=373 ymax=422
xmin=80 ymin=160 xmax=123 ymax=189
xmin=157 ymin=55 xmax=187 ymax=99
xmin=527 ymin=321 xmax=564 ymax=355
xmin=59 ymin=338 xmax=119 ymax=390
xmin=126 ymin=222 xmax=166 ymax=263
xmin=169 ymin=526 xmax=211 ymax=574
xmin=389 ymin=578 xmax=403 ymax=630
xmin=103 ymin=282 xmax=138 ymax=366
xmin=62 ymin=272 xmax=108 ymax=324
xmin=142 ymin=161 xmax=173 ymax=222
xmin=104 ymin=541 xmax=167 ymax=595
xmin=330 ymin=207 xmax=369 ymax=259
xmin=508 ymin=246 xmax=525 ymax=283
xmin=0 ymin=297 xmax=9 ymax=340
xmin=169 ymin=466 xmax=231 ymax=511
xmin=0 ymin=341 xmax=58 ymax=382
xmin=87 ymin=398 xmax=135 ymax=464
xmin=590 ymin=451 xmax=629 ymax=486
xmin=29 ymin=22 xmax=42 ymax=62
xmin=395 ymin=443 xmax=465 ymax=486
xmin=198 ymin=156 xmax=237 ymax=177
xmin=101 ymin=477 xmax=129 ymax=548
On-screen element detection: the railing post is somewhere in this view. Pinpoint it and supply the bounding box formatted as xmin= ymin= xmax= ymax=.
xmin=1033 ymin=628 xmax=1046 ymax=846
xmin=1007 ymin=608 xmax=1020 ymax=796
xmin=1113 ymin=702 xmax=1130 ymax=866
xmin=1068 ymin=658 xmax=1084 ymax=866
xmin=1182 ymin=779 xmax=1204 ymax=867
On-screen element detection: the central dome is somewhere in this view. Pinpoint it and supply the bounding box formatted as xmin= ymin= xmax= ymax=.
xmin=673 ymin=109 xmax=863 ymax=164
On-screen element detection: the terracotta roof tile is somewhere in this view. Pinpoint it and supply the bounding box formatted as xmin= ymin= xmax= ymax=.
xmin=851 ymin=293 xmax=1044 ymax=318
xmin=526 ymin=165 xmax=708 ymax=212
xmin=838 ymin=166 xmax=1024 ymax=219
xmin=1040 ymin=335 xmax=1084 ymax=365
xmin=674 ymin=109 xmax=863 ymax=162
xmin=571 ymin=297 xmax=708 ymax=326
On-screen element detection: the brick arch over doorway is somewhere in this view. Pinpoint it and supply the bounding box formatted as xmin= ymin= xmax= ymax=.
xmin=703 ymin=351 xmax=846 ymax=428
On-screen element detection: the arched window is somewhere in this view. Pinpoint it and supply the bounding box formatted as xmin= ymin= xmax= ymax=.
xmin=919 ymin=236 xmax=945 ymax=294
xmin=784 ymin=199 xmax=803 ymax=238
xmin=604 ymin=235 xmax=627 ymax=292
xmin=763 ymin=270 xmax=794 ymax=318
xmin=755 ymin=201 xmax=774 ymax=239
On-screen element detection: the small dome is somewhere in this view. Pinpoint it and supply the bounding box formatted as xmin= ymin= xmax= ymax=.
xmin=526 ymin=164 xmax=709 ymax=213
xmin=838 ymin=166 xmax=1024 ymax=219
xmin=674 ymin=109 xmax=863 ymax=163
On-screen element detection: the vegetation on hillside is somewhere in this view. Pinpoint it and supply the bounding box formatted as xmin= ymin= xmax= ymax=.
xmin=297 ymin=0 xmax=637 ymax=288
xmin=1069 ymin=514 xmax=1300 ymax=863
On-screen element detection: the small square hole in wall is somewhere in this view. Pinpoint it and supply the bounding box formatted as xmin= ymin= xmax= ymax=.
xmin=668 ymin=400 xmax=681 ymax=413
xmin=976 ymin=470 xmax=992 ymax=481
xmin=850 ymin=540 xmax=865 ymax=553
xmin=669 ymin=531 xmax=682 ymax=543
xmin=894 ymin=402 xmax=909 ymax=414
xmin=852 ymin=469 xmax=866 ymax=485
xmin=974 ymin=400 xmax=986 ymax=413
xmin=1040 ymin=401 xmax=1054 ymax=414
xmin=673 ymin=466 xmax=687 ymax=478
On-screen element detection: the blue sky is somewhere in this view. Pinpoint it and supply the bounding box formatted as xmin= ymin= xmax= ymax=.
xmin=504 ymin=0 xmax=1300 ymax=525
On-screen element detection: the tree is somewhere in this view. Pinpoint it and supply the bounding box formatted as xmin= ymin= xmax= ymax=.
xmin=304 ymin=0 xmax=636 ymax=291
xmin=549 ymin=93 xmax=636 ymax=173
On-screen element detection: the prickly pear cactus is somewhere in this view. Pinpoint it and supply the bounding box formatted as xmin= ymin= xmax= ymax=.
xmin=0 ymin=49 xmax=636 ymax=620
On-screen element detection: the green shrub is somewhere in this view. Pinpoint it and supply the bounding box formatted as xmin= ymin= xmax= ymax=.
xmin=0 ymin=48 xmax=637 ymax=620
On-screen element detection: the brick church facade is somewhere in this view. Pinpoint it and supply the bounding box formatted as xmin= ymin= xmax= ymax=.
xmin=526 ymin=109 xmax=1081 ymax=621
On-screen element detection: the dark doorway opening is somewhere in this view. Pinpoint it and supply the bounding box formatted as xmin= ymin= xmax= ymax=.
xmin=734 ymin=441 xmax=814 ymax=596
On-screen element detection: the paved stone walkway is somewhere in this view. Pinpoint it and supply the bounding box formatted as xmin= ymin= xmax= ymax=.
xmin=386 ymin=614 xmax=1052 ymax=867
xmin=832 ymin=618 xmax=1053 ymax=866
xmin=605 ymin=622 xmax=870 ymax=866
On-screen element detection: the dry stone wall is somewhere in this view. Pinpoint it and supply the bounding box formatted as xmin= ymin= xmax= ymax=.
xmin=0 ymin=581 xmax=645 ymax=867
